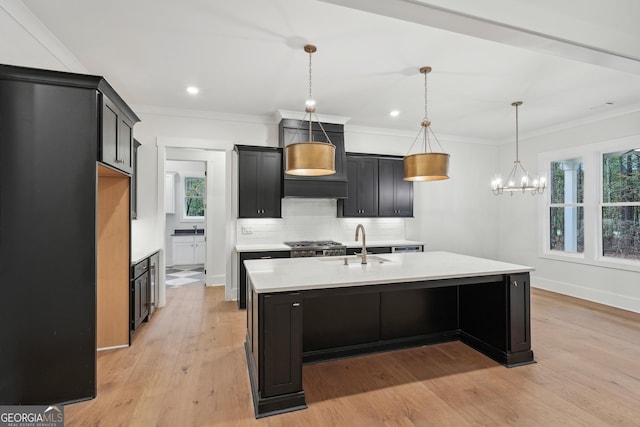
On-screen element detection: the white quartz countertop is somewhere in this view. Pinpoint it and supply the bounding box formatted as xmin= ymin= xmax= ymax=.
xmin=235 ymin=243 xmax=291 ymax=252
xmin=235 ymin=239 xmax=424 ymax=252
xmin=245 ymin=251 xmax=533 ymax=293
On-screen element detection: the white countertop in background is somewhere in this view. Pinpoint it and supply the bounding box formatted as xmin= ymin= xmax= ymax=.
xmin=244 ymin=251 xmax=533 ymax=293
xmin=235 ymin=239 xmax=424 ymax=253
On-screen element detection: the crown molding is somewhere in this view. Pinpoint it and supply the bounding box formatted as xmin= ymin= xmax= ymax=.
xmin=1 ymin=0 xmax=87 ymax=73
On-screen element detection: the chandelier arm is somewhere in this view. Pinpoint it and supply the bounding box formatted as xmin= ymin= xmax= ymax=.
xmin=405 ymin=127 xmax=426 ymax=156
xmin=428 ymin=126 xmax=446 ymax=152
xmin=311 ymin=112 xmax=334 ymax=145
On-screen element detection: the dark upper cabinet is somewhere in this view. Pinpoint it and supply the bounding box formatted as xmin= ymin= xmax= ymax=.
xmin=339 ymin=154 xmax=413 ymax=218
xmin=339 ymin=155 xmax=379 ymax=217
xmin=101 ymin=95 xmax=135 ymax=174
xmin=378 ymin=158 xmax=413 ymax=217
xmin=237 ymin=145 xmax=282 ymax=218
xmin=279 ymin=119 xmax=348 ymax=198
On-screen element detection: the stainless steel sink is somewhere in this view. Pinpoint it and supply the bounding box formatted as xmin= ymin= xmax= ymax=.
xmin=317 ymin=255 xmax=391 ymax=264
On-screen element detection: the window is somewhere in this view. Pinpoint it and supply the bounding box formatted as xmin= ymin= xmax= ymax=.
xmin=549 ymin=158 xmax=584 ymax=254
xmin=601 ymin=149 xmax=640 ymax=261
xmin=541 ymin=136 xmax=640 ymax=270
xmin=184 ymin=177 xmax=205 ymax=218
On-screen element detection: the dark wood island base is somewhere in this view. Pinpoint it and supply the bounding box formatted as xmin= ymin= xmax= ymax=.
xmin=244 ymin=269 xmax=534 ymax=418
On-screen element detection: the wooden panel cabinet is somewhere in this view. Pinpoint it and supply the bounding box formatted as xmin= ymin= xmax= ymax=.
xmin=378 ymin=158 xmax=413 ymax=217
xmin=236 ymin=146 xmax=282 ymax=218
xmin=339 ymin=155 xmax=379 ymax=217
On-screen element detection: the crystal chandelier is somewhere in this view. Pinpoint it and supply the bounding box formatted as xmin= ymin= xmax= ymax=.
xmin=491 ymin=101 xmax=546 ymax=195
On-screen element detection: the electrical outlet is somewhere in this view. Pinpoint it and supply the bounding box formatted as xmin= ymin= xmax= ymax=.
xmin=241 ymin=226 xmax=253 ymax=235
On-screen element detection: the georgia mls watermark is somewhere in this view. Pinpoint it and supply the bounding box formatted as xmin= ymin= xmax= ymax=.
xmin=0 ymin=405 xmax=64 ymax=427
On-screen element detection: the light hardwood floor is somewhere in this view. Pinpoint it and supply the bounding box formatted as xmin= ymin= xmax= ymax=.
xmin=64 ymin=285 xmax=640 ymax=426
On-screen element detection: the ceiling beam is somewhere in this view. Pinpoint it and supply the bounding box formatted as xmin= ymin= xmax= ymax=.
xmin=320 ymin=0 xmax=640 ymax=75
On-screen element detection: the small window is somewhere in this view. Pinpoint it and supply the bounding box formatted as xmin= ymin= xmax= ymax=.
xmin=601 ymin=149 xmax=640 ymax=260
xmin=549 ymin=158 xmax=584 ymax=254
xmin=184 ymin=177 xmax=205 ymax=218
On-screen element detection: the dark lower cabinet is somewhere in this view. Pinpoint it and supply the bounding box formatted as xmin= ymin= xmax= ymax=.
xmin=238 ymin=251 xmax=290 ymax=309
xmin=458 ymin=273 xmax=533 ymax=366
xmin=261 ymin=293 xmax=303 ymax=398
xmin=246 ymin=272 xmax=534 ymax=417
xmin=346 ymin=246 xmax=392 ymax=255
xmin=131 ymin=259 xmax=150 ymax=331
xmin=508 ymin=273 xmax=531 ymax=353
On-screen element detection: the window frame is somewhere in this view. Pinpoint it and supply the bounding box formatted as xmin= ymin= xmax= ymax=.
xmin=182 ymin=175 xmax=206 ymax=220
xmin=539 ymin=135 xmax=640 ymax=272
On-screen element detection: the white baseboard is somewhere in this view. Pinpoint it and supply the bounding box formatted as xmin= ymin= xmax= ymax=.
xmin=532 ymin=274 xmax=640 ymax=314
xmin=98 ymin=344 xmax=128 ymax=352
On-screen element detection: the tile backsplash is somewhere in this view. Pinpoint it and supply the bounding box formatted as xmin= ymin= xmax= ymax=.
xmin=237 ymin=198 xmax=406 ymax=244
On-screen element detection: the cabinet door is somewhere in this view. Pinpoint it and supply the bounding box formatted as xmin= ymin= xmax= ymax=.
xmin=508 ymin=273 xmax=531 ymax=353
xmin=102 ymin=98 xmax=118 ymax=167
xmin=173 ymin=239 xmax=195 ymax=265
xmin=238 ymin=150 xmax=260 ymax=217
xmin=238 ymin=149 xmax=282 ymax=218
xmin=261 ymin=292 xmax=303 ymax=398
xmin=101 ymin=95 xmax=133 ymax=174
xmin=341 ymin=158 xmax=361 ymax=217
xmin=194 ymin=239 xmax=206 ymax=265
xmin=341 ymin=156 xmax=378 ymax=217
xmin=379 ymin=158 xmax=413 ymax=217
xmin=257 ymin=151 xmax=282 ymax=218
xmin=357 ymin=157 xmax=379 ymax=216
xmin=117 ymin=117 xmax=133 ymax=175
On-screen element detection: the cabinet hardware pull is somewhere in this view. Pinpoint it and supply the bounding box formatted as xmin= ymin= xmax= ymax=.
xmin=292 ymin=302 xmax=300 ymax=307
xmin=513 ymin=280 xmax=518 ymax=287
xmin=260 ymin=256 xmax=272 ymax=259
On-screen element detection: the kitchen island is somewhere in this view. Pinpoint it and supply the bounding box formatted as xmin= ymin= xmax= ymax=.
xmin=244 ymin=251 xmax=535 ymax=418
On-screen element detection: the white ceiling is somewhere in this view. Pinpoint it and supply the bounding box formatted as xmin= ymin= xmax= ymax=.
xmin=3 ymin=0 xmax=640 ymax=143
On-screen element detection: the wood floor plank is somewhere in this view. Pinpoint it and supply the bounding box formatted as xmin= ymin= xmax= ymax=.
xmin=63 ymin=286 xmax=640 ymax=426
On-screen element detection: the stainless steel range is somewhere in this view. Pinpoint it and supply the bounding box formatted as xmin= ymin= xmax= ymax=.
xmin=285 ymin=240 xmax=347 ymax=257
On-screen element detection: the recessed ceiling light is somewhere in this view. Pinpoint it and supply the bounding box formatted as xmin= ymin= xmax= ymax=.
xmin=186 ymin=86 xmax=200 ymax=95
xmin=389 ymin=110 xmax=400 ymax=117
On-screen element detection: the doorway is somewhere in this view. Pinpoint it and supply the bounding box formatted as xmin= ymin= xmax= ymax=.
xmin=164 ymin=160 xmax=207 ymax=287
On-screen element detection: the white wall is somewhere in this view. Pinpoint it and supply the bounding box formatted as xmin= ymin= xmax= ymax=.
xmin=131 ymin=110 xmax=498 ymax=301
xmin=497 ymin=111 xmax=640 ymax=312
xmin=132 ymin=107 xmax=640 ymax=312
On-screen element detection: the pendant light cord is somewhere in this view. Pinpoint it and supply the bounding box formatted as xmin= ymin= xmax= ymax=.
xmin=308 ymin=48 xmax=313 ymax=141
xmin=514 ymin=102 xmax=520 ymax=164
xmin=424 ymin=69 xmax=430 ymax=153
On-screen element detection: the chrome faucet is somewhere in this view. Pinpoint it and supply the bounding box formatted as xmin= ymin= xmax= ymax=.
xmin=355 ymin=224 xmax=367 ymax=264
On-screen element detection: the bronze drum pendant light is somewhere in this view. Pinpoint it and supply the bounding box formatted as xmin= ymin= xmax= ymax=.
xmin=285 ymin=44 xmax=336 ymax=176
xmin=404 ymin=66 xmax=450 ymax=181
